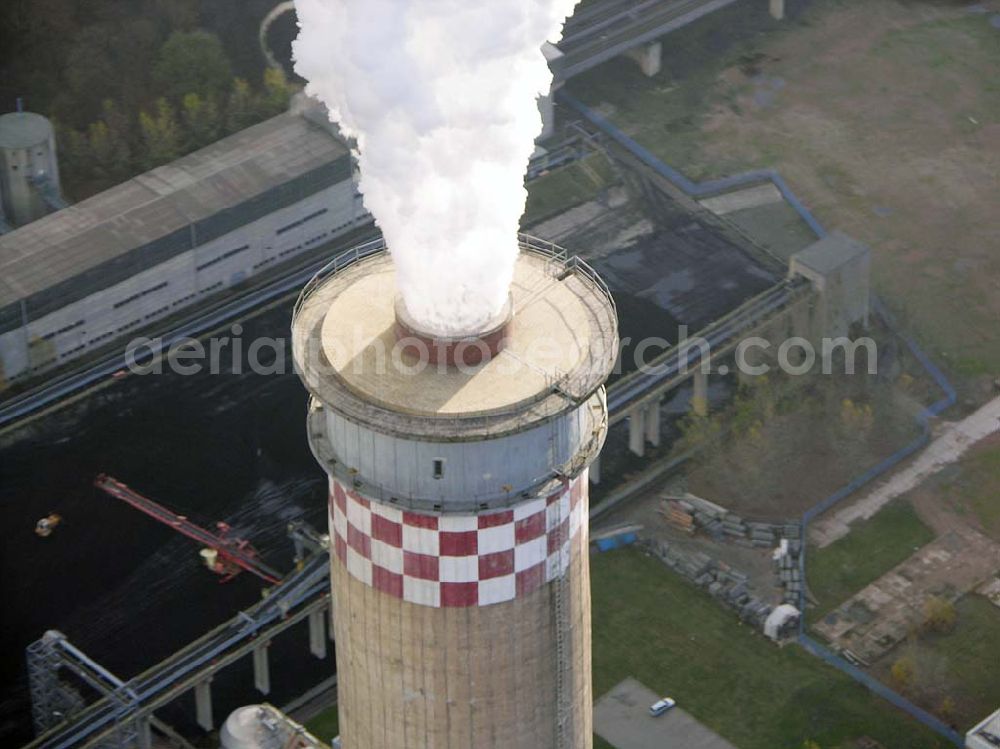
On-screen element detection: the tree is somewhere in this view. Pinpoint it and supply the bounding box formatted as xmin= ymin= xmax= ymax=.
xmin=153 ymin=30 xmax=232 ymax=102
xmin=923 ymin=597 xmax=957 ymax=634
xmin=153 ymin=0 xmax=199 ymax=31
xmin=55 ymin=123 xmax=93 ymax=187
xmin=139 ymin=99 xmax=181 ymax=170
xmin=180 ymin=93 xmax=221 ymax=151
xmin=87 ymin=122 xmax=114 ymax=178
xmin=257 ymin=68 xmax=294 ymax=119
xmin=938 ymin=696 xmax=956 ymax=723
xmin=225 ymin=78 xmax=258 ymax=134
xmin=94 ymin=100 xmax=133 ymax=182
xmin=890 ymin=655 xmax=915 ymax=691
xmin=114 ymin=17 xmax=161 ymax=110
xmin=62 ymin=25 xmax=118 ymax=125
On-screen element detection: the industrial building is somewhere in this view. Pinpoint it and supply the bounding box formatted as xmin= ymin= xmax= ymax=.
xmin=292 ymin=237 xmax=619 ymax=748
xmin=0 ymin=99 xmax=365 ymax=386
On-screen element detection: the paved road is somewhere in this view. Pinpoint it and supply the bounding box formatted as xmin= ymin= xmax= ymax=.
xmin=595 ymin=678 xmax=738 ymax=749
xmin=810 ymin=394 xmax=1000 ymax=547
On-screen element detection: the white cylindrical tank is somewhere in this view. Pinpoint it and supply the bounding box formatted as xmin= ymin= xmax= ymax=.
xmin=220 ymin=705 xmax=322 ymax=749
xmin=292 ymin=237 xmax=619 ymax=749
xmin=220 ymin=706 xmax=264 ymax=749
xmin=0 ymin=110 xmax=63 ymax=227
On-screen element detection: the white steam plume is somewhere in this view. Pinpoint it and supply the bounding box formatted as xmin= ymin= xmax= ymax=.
xmin=293 ymin=0 xmax=579 ymax=336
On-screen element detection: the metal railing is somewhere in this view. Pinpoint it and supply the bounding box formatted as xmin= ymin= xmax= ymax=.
xmin=292 ymin=235 xmax=388 ymax=322
xmin=292 ymin=233 xmax=619 ymax=409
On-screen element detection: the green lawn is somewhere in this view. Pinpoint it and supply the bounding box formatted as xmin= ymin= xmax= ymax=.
xmin=591 ymin=549 xmax=948 ymax=749
xmin=877 ymin=595 xmax=1000 ymax=731
xmin=914 ymin=596 xmax=1000 ymax=728
xmin=807 ymin=500 xmax=935 ymax=620
xmin=304 ymin=703 xmax=339 ymax=744
xmin=522 ymin=152 xmax=618 ymax=227
xmin=940 ymin=441 xmax=1000 ymax=540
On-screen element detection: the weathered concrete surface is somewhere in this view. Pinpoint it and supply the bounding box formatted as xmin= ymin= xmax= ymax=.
xmin=699 ymin=183 xmax=784 ymax=216
xmin=594 ymin=678 xmax=738 ymax=749
xmin=814 ymin=527 xmax=1000 ymax=662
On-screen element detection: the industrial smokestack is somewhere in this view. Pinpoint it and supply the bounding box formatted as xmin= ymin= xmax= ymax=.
xmin=292 ymin=238 xmax=618 ymax=748
xmin=292 ymin=4 xmax=615 ymax=747
xmin=292 ymin=0 xmax=580 ymax=336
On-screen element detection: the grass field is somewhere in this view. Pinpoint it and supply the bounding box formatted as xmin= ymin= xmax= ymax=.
xmin=306 ymin=702 xmax=616 ymax=747
xmin=873 ymin=595 xmax=1000 ymax=730
xmin=567 ymin=0 xmax=1000 ymax=393
xmin=522 ymin=152 xmax=618 ymax=227
xmin=304 ymin=704 xmax=339 ymax=745
xmin=930 ymin=438 xmax=1000 ymax=541
xmin=591 ymin=549 xmax=947 ymax=749
xmin=806 ymin=500 xmax=936 ymax=620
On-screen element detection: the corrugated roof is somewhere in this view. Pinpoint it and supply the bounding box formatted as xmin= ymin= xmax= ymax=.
xmin=0 ymin=110 xmax=348 ymax=308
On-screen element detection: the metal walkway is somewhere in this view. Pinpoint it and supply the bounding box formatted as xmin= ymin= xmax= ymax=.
xmin=608 ymin=277 xmax=810 ymax=422
xmin=25 ymin=553 xmax=330 ymax=749
xmin=554 ymin=0 xmax=741 ymax=80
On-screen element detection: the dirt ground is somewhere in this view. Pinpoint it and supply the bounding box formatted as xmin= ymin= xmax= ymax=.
xmin=699 ymin=0 xmax=1000 ymax=388
xmin=680 ymin=371 xmax=922 ymax=521
xmin=571 ymin=0 xmax=1000 ymax=397
xmin=596 ymin=478 xmax=785 ymax=607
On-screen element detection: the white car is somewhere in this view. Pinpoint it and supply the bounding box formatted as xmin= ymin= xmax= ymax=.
xmin=649 ymin=697 xmax=676 ymax=717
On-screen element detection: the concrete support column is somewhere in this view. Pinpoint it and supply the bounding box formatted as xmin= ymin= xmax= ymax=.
xmin=538 ymin=42 xmax=563 ymax=142
xmin=308 ymin=608 xmax=328 ymax=659
xmin=789 ymin=297 xmax=814 ymax=344
xmin=692 ymin=370 xmax=709 ymax=417
xmin=136 ymin=717 xmax=152 ymax=749
xmin=537 ymin=88 xmax=556 ymax=142
xmin=194 ymin=679 xmax=213 ymax=732
xmin=253 ymin=642 xmax=271 ymax=695
xmin=644 ymin=402 xmax=661 ymax=447
xmin=770 ymin=0 xmax=785 ymax=20
xmin=590 ymin=453 xmax=602 ymax=485
xmin=626 ymin=41 xmax=662 ymax=77
xmin=628 ymin=409 xmax=646 ymax=457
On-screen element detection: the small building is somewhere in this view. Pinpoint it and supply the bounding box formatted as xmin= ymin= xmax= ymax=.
xmin=967 ymin=707 xmax=1000 ymax=749
xmin=789 ymin=231 xmax=871 ymax=340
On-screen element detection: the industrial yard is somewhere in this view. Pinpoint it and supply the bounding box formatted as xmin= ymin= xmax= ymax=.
xmin=2 ymin=1 xmax=999 ymax=749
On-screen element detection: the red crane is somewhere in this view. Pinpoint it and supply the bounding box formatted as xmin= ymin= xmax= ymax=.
xmin=94 ymin=474 xmax=283 ymax=585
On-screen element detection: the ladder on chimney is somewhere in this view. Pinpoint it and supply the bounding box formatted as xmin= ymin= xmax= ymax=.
xmin=552 ymin=488 xmax=571 ymax=749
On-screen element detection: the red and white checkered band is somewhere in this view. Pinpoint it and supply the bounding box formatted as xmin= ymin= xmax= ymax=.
xmin=327 ymin=472 xmax=588 ymax=608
